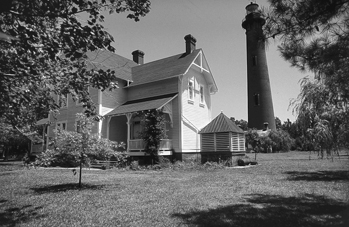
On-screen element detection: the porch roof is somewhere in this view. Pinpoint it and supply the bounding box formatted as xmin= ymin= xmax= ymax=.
xmin=104 ymin=93 xmax=178 ymax=117
xmin=36 ymin=118 xmax=50 ymax=125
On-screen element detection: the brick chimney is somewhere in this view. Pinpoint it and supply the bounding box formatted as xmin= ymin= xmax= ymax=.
xmin=184 ymin=34 xmax=196 ymax=55
xmin=132 ymin=50 xmax=144 ymax=64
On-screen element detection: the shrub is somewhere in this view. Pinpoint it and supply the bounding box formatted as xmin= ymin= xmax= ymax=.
xmin=269 ymin=129 xmax=294 ymax=152
xmin=35 ymin=130 xmax=127 ymax=168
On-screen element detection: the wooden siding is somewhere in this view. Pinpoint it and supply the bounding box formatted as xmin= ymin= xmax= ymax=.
xmin=100 ymin=79 xmax=128 ymax=116
xmin=127 ymin=78 xmax=178 ymax=101
xmin=182 ymin=67 xmax=212 ymax=151
xmin=201 ymin=133 xmax=215 ymax=152
xmin=216 ymin=132 xmax=230 ymax=151
xmin=49 ymin=87 xmax=100 ymax=137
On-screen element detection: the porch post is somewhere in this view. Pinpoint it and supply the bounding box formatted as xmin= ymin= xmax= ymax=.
xmin=126 ymin=113 xmax=133 ymax=152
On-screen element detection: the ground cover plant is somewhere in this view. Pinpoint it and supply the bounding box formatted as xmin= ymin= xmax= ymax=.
xmin=0 ymin=151 xmax=348 ymax=227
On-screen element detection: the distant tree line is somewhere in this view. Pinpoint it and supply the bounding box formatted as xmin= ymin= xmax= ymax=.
xmin=230 ymin=116 xmax=323 ymax=152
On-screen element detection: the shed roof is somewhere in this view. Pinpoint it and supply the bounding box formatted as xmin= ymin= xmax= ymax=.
xmin=86 ymin=49 xmax=137 ymax=81
xmin=104 ymin=93 xmax=178 ymax=117
xmin=199 ymin=112 xmax=244 ymax=134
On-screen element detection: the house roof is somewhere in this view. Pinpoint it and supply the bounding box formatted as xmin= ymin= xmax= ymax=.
xmin=129 ymin=49 xmax=202 ymax=87
xmin=105 ymin=93 xmax=178 ymax=117
xmin=199 ymin=112 xmax=244 ymax=134
xmin=36 ymin=118 xmax=50 ymax=125
xmin=86 ymin=49 xmax=137 ymax=81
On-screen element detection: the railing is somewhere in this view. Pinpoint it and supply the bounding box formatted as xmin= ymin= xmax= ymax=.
xmin=129 ymin=139 xmax=172 ymax=151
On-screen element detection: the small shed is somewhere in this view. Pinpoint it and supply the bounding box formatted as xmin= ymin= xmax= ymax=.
xmin=199 ymin=112 xmax=246 ymax=153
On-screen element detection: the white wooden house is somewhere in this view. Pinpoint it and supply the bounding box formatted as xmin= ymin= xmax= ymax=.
xmin=47 ymin=35 xmax=218 ymax=161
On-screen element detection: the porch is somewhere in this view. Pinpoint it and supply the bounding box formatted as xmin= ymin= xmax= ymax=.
xmin=128 ymin=139 xmax=173 ymax=156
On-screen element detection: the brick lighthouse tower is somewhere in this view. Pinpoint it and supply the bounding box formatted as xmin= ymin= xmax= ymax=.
xmin=242 ymin=2 xmax=276 ymax=130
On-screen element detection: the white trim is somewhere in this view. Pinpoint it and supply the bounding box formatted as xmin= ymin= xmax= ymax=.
xmin=127 ymin=150 xmax=173 ymax=156
xmin=181 ymin=149 xmax=201 ymax=153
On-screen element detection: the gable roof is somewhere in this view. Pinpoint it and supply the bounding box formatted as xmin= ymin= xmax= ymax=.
xmin=129 ymin=49 xmax=202 ymax=87
xmin=199 ymin=112 xmax=244 ymax=134
xmin=86 ymin=49 xmax=137 ymax=81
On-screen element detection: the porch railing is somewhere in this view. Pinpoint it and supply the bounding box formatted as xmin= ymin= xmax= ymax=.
xmin=129 ymin=139 xmax=172 ymax=151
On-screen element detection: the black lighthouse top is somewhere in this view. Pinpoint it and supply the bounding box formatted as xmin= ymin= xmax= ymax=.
xmin=242 ymin=2 xmax=266 ymax=29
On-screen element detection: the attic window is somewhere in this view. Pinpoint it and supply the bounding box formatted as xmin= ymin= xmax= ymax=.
xmin=200 ymin=85 xmax=204 ymax=103
xmin=188 ymin=79 xmax=194 ymax=101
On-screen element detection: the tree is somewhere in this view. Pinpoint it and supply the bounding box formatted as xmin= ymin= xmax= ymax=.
xmin=275 ymin=117 xmax=282 ymax=130
xmin=263 ymin=0 xmax=349 ymax=153
xmin=230 ymin=117 xmax=248 ymax=131
xmin=138 ymin=110 xmax=168 ymax=164
xmin=0 ymin=121 xmax=29 ymax=161
xmin=245 ymin=129 xmax=262 ymax=160
xmin=0 ymin=0 xmax=151 ymax=127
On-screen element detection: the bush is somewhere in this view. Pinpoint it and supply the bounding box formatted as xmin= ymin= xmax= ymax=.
xmin=35 ymin=130 xmax=127 ymax=168
xmin=269 ymin=129 xmax=294 ymax=152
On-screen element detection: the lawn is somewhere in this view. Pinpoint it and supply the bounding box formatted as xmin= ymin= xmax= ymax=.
xmin=0 ymin=151 xmax=348 ymax=227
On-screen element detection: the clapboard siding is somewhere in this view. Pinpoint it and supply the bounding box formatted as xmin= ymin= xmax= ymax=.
xmin=101 ymin=79 xmax=128 ymax=115
xmin=201 ymin=133 xmax=215 ymax=152
xmin=182 ymin=67 xmax=212 ymax=151
xmin=216 ymin=132 xmax=230 ymax=151
xmin=49 ymin=87 xmax=100 ymax=137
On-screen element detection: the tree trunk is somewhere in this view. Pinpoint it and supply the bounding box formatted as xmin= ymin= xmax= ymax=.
xmin=4 ymin=147 xmax=9 ymax=161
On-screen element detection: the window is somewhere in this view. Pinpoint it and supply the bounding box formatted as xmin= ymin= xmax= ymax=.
xmin=199 ymin=85 xmax=204 ymax=103
xmin=56 ymin=121 xmax=67 ymax=131
xmin=254 ymin=93 xmax=260 ymax=106
xmin=57 ymin=94 xmax=68 ymax=108
xmin=131 ymin=117 xmax=143 ymax=139
xmin=252 ymin=56 xmax=258 ymax=66
xmin=188 ymin=79 xmax=194 ymax=101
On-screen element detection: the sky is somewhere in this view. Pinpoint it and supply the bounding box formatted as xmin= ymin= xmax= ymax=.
xmin=100 ymin=0 xmax=307 ymax=123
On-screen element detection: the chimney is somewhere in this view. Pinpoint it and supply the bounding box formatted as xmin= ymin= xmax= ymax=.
xmin=184 ymin=34 xmax=196 ymax=55
xmin=132 ymin=50 xmax=145 ymax=64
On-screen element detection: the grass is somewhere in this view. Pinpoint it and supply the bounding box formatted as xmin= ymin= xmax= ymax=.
xmin=0 ymin=151 xmax=348 ymax=227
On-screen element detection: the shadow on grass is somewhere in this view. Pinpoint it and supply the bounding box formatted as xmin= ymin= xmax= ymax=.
xmin=0 ymin=205 xmax=45 ymax=227
xmin=285 ymin=170 xmax=349 ymax=181
xmin=172 ymin=194 xmax=348 ymax=227
xmin=31 ymin=183 xmax=106 ymax=194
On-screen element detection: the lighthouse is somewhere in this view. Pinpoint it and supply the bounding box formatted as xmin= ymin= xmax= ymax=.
xmin=242 ymin=2 xmax=276 ymax=131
